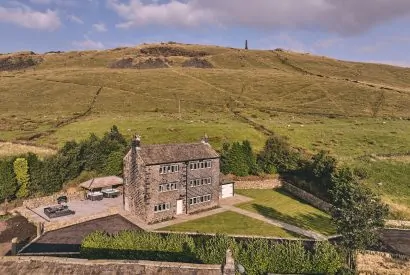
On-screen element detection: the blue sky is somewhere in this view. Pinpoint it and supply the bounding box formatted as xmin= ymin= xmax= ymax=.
xmin=1 ymin=0 xmax=410 ymax=67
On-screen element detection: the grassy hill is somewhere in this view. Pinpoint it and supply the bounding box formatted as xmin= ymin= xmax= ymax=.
xmin=1 ymin=42 xmax=409 ymax=218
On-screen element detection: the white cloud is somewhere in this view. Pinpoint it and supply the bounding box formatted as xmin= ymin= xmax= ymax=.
xmin=92 ymin=22 xmax=107 ymax=32
xmin=30 ymin=0 xmax=78 ymax=7
xmin=68 ymin=14 xmax=84 ymax=24
xmin=107 ymin=0 xmax=410 ymax=35
xmin=30 ymin=0 xmax=52 ymax=4
xmin=72 ymin=36 xmax=105 ymax=50
xmin=0 ymin=4 xmax=61 ymax=31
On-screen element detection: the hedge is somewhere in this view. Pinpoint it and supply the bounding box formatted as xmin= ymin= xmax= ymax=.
xmin=81 ymin=231 xmax=343 ymax=275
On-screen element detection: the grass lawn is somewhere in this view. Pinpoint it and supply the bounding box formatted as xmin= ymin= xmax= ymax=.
xmin=159 ymin=211 xmax=302 ymax=238
xmin=236 ymin=189 xmax=336 ymax=236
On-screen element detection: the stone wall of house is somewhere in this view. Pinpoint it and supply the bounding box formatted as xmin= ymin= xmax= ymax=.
xmin=186 ymin=158 xmax=220 ymax=215
xmin=22 ymin=191 xmax=85 ymax=209
xmin=356 ymin=251 xmax=410 ymax=275
xmin=281 ymin=182 xmax=332 ymax=213
xmin=0 ymin=256 xmax=223 ymax=275
xmin=234 ymin=179 xmax=282 ymax=189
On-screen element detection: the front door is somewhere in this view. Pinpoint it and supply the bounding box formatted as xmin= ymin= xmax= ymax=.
xmin=176 ymin=199 xmax=183 ymax=215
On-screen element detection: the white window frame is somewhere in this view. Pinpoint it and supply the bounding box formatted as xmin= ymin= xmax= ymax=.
xmin=189 ymin=194 xmax=212 ymax=205
xmin=160 ymin=164 xmax=179 ymax=174
xmin=159 ymin=182 xmax=178 ymax=192
xmin=154 ymin=202 xmax=171 ymax=213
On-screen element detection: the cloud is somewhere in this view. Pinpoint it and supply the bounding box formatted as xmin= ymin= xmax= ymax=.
xmin=107 ymin=0 xmax=410 ymax=35
xmin=29 ymin=0 xmax=52 ymax=4
xmin=68 ymin=14 xmax=84 ymax=24
xmin=92 ymin=22 xmax=107 ymax=32
xmin=314 ymin=38 xmax=343 ymax=49
xmin=30 ymin=0 xmax=78 ymax=6
xmin=72 ymin=36 xmax=105 ymax=50
xmin=0 ymin=4 xmax=61 ymax=31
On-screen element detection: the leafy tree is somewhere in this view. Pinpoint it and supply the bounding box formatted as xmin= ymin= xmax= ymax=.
xmin=103 ymin=151 xmax=124 ymax=176
xmin=309 ymin=150 xmax=337 ymax=191
xmin=81 ymin=134 xmax=104 ymax=172
xmin=13 ymin=158 xmax=30 ymax=198
xmin=242 ymin=140 xmax=260 ymax=175
xmin=227 ymin=142 xmax=249 ymax=177
xmin=26 ymin=153 xmax=44 ymax=195
xmin=257 ymin=136 xmax=301 ymax=173
xmin=220 ymin=143 xmax=231 ymax=175
xmin=330 ymin=167 xmax=389 ymax=251
xmin=40 ymin=157 xmax=65 ymax=194
xmin=0 ymin=159 xmax=18 ymax=202
xmin=57 ymin=140 xmax=84 ymax=181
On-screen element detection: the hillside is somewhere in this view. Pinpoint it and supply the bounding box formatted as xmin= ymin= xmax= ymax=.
xmin=0 ymin=42 xmax=409 ymax=218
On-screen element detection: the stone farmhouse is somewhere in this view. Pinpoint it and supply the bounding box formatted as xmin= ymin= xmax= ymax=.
xmin=123 ymin=135 xmax=224 ymax=224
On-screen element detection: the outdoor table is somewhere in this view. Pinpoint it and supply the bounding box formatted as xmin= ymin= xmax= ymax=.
xmin=102 ymin=189 xmax=119 ymax=198
xmin=87 ymin=191 xmax=103 ymax=201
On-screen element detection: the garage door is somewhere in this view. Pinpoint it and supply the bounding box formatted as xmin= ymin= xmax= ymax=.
xmin=221 ymin=183 xmax=234 ymax=198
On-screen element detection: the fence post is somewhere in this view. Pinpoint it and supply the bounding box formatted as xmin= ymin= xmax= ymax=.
xmin=223 ymin=249 xmax=235 ymax=275
xmin=11 ymin=237 xmax=18 ymax=256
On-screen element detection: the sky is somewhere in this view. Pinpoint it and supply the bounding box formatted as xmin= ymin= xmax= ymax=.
xmin=1 ymin=0 xmax=410 ymax=67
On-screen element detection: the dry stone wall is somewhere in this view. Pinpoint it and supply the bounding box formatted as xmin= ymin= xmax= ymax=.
xmin=0 ymin=256 xmax=223 ymax=275
xmin=356 ymin=251 xmax=410 ymax=275
xmin=23 ymin=191 xmax=85 ymax=209
xmin=235 ymin=179 xmax=282 ymax=189
xmin=281 ymin=182 xmax=332 ymax=213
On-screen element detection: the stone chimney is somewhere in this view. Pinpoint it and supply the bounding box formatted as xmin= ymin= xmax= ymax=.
xmin=201 ymin=134 xmax=209 ymax=144
xmin=132 ymin=134 xmax=141 ymax=150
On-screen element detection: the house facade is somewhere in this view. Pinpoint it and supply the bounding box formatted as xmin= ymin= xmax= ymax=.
xmin=123 ymin=135 xmax=220 ymax=224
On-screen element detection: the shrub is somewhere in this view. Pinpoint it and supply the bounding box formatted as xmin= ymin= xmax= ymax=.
xmin=13 ymin=158 xmax=30 ymax=198
xmin=257 ymin=136 xmax=302 ymax=173
xmin=0 ymin=159 xmax=17 ymax=202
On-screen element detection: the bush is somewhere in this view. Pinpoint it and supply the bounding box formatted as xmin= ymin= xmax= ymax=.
xmin=257 ymin=136 xmax=302 ymax=173
xmin=13 ymin=158 xmax=30 ymax=198
xmin=0 ymin=159 xmax=17 ymax=202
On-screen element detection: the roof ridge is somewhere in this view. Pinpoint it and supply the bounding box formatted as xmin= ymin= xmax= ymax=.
xmin=142 ymin=142 xmax=205 ymax=147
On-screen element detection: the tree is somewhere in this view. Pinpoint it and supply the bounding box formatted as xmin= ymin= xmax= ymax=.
xmin=242 ymin=140 xmax=260 ymax=175
xmin=220 ymin=143 xmax=231 ymax=175
xmin=330 ymin=167 xmax=389 ymax=251
xmin=13 ymin=158 xmax=30 ymax=198
xmin=0 ymin=159 xmax=18 ymax=202
xmin=309 ymin=150 xmax=337 ymax=191
xmin=227 ymin=142 xmax=249 ymax=177
xmin=103 ymin=151 xmax=124 ymax=176
xmin=27 ymin=153 xmax=44 ymax=196
xmin=257 ymin=136 xmax=301 ymax=173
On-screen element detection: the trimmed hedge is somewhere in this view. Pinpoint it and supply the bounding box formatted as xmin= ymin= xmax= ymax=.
xmin=81 ymin=231 xmax=343 ymax=275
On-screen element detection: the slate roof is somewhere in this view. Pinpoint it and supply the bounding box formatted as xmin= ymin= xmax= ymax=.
xmin=135 ymin=142 xmax=219 ymax=165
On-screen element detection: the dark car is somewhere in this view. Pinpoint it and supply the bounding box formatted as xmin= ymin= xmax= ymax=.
xmin=57 ymin=195 xmax=68 ymax=204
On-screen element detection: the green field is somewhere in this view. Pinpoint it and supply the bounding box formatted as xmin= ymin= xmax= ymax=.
xmin=1 ymin=42 xmax=409 ymax=218
xmin=160 ymin=210 xmax=301 ymax=238
xmin=236 ymin=189 xmax=336 ymax=236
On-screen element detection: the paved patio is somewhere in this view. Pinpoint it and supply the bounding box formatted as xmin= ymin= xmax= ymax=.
xmin=26 ymin=196 xmax=122 ymax=224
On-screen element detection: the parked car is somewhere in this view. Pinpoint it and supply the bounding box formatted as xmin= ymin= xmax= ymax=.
xmin=57 ymin=195 xmax=68 ymax=204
